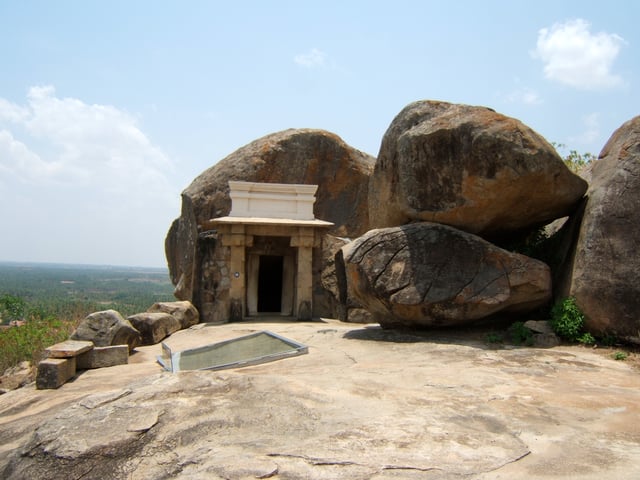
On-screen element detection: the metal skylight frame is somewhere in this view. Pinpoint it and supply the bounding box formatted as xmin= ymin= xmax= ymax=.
xmin=157 ymin=330 xmax=308 ymax=373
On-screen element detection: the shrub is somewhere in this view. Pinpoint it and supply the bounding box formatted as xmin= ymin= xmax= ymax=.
xmin=550 ymin=297 xmax=585 ymax=342
xmin=0 ymin=313 xmax=76 ymax=373
xmin=612 ymin=351 xmax=628 ymax=361
xmin=484 ymin=332 xmax=504 ymax=344
xmin=577 ymin=332 xmax=596 ymax=346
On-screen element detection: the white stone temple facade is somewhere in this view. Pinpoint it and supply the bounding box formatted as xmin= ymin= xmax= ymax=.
xmin=207 ymin=181 xmax=333 ymax=321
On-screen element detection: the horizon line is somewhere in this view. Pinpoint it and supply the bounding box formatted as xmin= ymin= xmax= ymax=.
xmin=0 ymin=260 xmax=169 ymax=271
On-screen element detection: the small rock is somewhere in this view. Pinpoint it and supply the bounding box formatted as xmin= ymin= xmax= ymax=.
xmin=524 ymin=320 xmax=554 ymax=335
xmin=0 ymin=361 xmax=34 ymax=391
xmin=533 ymin=332 xmax=560 ymax=348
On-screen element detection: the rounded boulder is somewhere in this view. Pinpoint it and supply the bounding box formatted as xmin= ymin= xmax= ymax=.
xmin=369 ymin=100 xmax=588 ymax=237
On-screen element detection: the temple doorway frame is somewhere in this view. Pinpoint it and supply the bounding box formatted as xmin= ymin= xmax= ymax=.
xmin=208 ymin=181 xmax=332 ymax=321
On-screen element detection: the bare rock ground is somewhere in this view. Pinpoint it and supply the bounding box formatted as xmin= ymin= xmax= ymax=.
xmin=1 ymin=320 xmax=639 ymax=479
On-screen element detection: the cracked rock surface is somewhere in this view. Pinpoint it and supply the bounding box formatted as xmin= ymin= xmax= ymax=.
xmin=339 ymin=223 xmax=551 ymax=328
xmin=1 ymin=321 xmax=640 ymax=479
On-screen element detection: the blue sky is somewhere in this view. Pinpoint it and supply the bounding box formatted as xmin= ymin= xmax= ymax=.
xmin=0 ymin=1 xmax=637 ymax=267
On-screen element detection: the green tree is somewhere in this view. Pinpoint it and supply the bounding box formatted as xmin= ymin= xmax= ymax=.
xmin=552 ymin=142 xmax=597 ymax=173
xmin=0 ymin=294 xmax=27 ymax=324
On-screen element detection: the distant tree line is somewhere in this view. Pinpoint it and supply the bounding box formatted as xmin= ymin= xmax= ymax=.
xmin=0 ymin=263 xmax=175 ymax=372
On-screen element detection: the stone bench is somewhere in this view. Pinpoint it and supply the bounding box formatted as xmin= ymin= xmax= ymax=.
xmin=45 ymin=339 xmax=94 ymax=358
xmin=77 ymin=345 xmax=129 ymax=370
xmin=36 ymin=340 xmax=129 ymax=389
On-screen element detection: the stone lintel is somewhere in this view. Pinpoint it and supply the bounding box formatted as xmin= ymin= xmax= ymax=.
xmin=77 ymin=345 xmax=129 ymax=370
xmin=220 ymin=234 xmax=253 ymax=247
xmin=45 ymin=340 xmax=94 ymax=358
xmin=36 ymin=357 xmax=77 ymax=389
xmin=231 ymin=223 xmax=246 ymax=234
xmin=215 ymin=224 xmax=252 ymax=247
xmin=290 ymin=229 xmax=316 ymax=248
xmin=246 ymin=224 xmax=297 ymax=237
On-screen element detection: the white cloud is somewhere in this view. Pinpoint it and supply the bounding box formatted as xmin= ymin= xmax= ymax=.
xmin=533 ymin=19 xmax=626 ymax=90
xmin=0 ymin=98 xmax=29 ymax=123
xmin=0 ymin=86 xmax=173 ymax=192
xmin=0 ymin=86 xmax=179 ymax=266
xmin=504 ymin=87 xmax=542 ymax=105
xmin=294 ymin=48 xmax=328 ymax=68
xmin=0 ymin=129 xmax=62 ymax=183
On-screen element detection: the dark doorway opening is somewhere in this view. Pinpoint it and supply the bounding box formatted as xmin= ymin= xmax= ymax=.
xmin=258 ymin=255 xmax=283 ymax=312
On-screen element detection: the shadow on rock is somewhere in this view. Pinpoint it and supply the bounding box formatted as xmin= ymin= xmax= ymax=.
xmin=343 ymin=324 xmax=499 ymax=349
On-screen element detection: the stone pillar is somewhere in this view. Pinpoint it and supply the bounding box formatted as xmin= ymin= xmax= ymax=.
xmin=291 ymin=227 xmax=315 ymax=321
xmin=246 ymin=253 xmax=259 ymax=316
xmin=221 ymin=224 xmax=252 ymax=322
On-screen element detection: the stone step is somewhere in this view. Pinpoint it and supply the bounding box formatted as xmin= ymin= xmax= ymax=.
xmin=36 ymin=357 xmax=76 ymax=389
xmin=45 ymin=340 xmax=94 ymax=358
xmin=77 ymin=345 xmax=129 ymax=369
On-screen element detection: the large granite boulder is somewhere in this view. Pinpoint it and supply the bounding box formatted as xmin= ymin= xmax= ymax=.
xmin=338 ymin=223 xmax=551 ymax=328
xmin=369 ymin=101 xmax=588 ymax=237
xmin=165 ymin=195 xmax=199 ymax=301
xmin=147 ymin=301 xmax=199 ymax=329
xmin=165 ymin=129 xmax=375 ymax=315
xmin=70 ymin=310 xmax=141 ymax=353
xmin=127 ymin=312 xmax=181 ymax=345
xmin=560 ymin=116 xmax=640 ymax=342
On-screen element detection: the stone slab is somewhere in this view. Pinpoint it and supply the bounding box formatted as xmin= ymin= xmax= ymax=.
xmin=45 ymin=340 xmax=94 ymax=358
xmin=76 ymin=345 xmax=129 ymax=370
xmin=36 ymin=357 xmax=76 ymax=389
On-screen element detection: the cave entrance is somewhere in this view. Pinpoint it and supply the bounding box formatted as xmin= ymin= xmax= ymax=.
xmin=257 ymin=255 xmax=283 ymax=313
xmin=246 ymin=237 xmax=295 ymax=317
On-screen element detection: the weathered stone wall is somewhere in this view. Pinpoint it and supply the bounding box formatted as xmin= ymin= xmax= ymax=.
xmin=197 ymin=234 xmax=231 ymax=324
